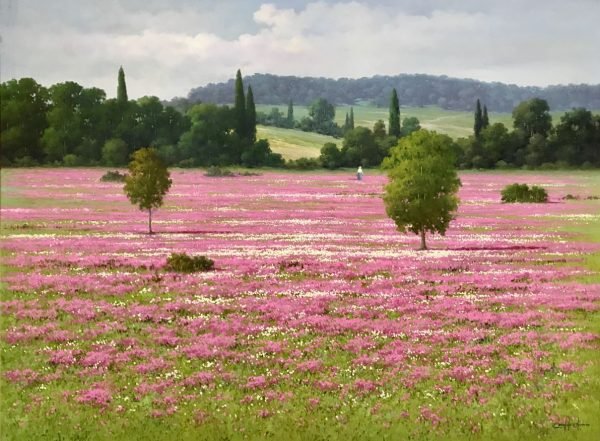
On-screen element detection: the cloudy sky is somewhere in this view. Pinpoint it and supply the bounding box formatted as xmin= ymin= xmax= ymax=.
xmin=1 ymin=0 xmax=599 ymax=99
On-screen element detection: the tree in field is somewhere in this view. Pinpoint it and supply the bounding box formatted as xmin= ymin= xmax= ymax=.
xmin=233 ymin=69 xmax=246 ymax=139
xmin=389 ymin=88 xmax=401 ymax=138
xmin=287 ymin=100 xmax=294 ymax=128
xmin=512 ymin=98 xmax=552 ymax=138
xmin=117 ymin=66 xmax=128 ymax=104
xmin=246 ymin=86 xmax=257 ymax=143
xmin=474 ymin=99 xmax=483 ymax=137
xmin=482 ymin=105 xmax=490 ymax=129
xmin=383 ymin=130 xmax=461 ymax=250
xmin=349 ymin=107 xmax=355 ymax=130
xmin=124 ymin=148 xmax=172 ymax=234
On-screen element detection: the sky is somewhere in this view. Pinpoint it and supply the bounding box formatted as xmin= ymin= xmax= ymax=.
xmin=1 ymin=0 xmax=599 ymax=99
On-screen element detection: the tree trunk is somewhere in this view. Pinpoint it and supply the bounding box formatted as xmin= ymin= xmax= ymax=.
xmin=419 ymin=229 xmax=427 ymax=250
xmin=148 ymin=208 xmax=153 ymax=234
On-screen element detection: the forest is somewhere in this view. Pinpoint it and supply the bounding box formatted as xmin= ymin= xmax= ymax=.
xmin=186 ymin=73 xmax=600 ymax=112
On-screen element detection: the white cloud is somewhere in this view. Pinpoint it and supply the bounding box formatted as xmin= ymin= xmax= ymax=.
xmin=1 ymin=0 xmax=599 ymax=99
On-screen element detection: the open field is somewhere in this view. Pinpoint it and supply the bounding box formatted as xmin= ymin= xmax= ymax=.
xmin=256 ymin=126 xmax=338 ymax=160
xmin=1 ymin=169 xmax=600 ymax=440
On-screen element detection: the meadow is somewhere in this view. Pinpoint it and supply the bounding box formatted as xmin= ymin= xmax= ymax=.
xmin=1 ymin=168 xmax=600 ymax=441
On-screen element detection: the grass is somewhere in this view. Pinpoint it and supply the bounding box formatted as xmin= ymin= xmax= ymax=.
xmin=256 ymin=126 xmax=338 ymax=159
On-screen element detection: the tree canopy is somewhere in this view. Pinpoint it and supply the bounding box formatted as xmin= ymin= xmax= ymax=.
xmin=383 ymin=130 xmax=461 ymax=250
xmin=124 ymin=148 xmax=172 ymax=234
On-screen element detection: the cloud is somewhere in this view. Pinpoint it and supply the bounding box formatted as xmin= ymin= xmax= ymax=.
xmin=1 ymin=0 xmax=599 ymax=99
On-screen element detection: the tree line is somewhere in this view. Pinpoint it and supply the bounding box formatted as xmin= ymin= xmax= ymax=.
xmin=457 ymin=98 xmax=600 ymax=168
xmin=186 ymin=73 xmax=600 ymax=112
xmin=2 ymin=70 xmax=598 ymax=169
xmin=1 ymin=69 xmax=283 ymax=168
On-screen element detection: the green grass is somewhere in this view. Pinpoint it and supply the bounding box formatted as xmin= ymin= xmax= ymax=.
xmin=256 ymin=125 xmax=338 ymax=159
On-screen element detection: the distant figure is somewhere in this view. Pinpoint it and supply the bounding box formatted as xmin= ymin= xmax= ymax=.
xmin=357 ymin=166 xmax=364 ymax=181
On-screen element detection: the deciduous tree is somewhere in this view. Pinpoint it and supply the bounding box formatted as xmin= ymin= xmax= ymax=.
xmin=124 ymin=148 xmax=172 ymax=234
xmin=383 ymin=130 xmax=461 ymax=250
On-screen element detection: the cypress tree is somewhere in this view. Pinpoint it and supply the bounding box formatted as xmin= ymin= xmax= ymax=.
xmin=234 ymin=69 xmax=246 ymax=139
xmin=349 ymin=107 xmax=355 ymax=130
xmin=482 ymin=105 xmax=490 ymax=129
xmin=246 ymin=86 xmax=256 ymax=143
xmin=344 ymin=112 xmax=350 ymax=131
xmin=287 ymin=100 xmax=294 ymax=128
xmin=389 ymin=88 xmax=401 ymax=137
xmin=474 ymin=99 xmax=483 ymax=137
xmin=117 ymin=66 xmax=128 ymax=104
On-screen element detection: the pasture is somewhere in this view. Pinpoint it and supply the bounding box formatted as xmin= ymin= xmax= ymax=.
xmin=1 ymin=169 xmax=599 ymax=441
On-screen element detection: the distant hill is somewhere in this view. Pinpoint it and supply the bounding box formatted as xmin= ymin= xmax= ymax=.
xmin=187 ymin=73 xmax=600 ymax=112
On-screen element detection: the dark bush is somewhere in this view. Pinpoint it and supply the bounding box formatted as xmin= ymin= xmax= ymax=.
xmin=204 ymin=166 xmax=235 ymax=177
xmin=165 ymin=253 xmax=214 ymax=273
xmin=501 ymin=183 xmax=548 ymax=203
xmin=285 ymin=157 xmax=322 ymax=170
xmin=100 ymin=170 xmax=127 ymax=182
xmin=562 ymin=194 xmax=580 ymax=200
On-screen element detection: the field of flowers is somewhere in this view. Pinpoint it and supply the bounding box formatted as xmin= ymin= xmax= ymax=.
xmin=1 ymin=169 xmax=599 ymax=441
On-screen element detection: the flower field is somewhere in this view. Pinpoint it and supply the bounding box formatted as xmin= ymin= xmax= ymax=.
xmin=1 ymin=169 xmax=599 ymax=441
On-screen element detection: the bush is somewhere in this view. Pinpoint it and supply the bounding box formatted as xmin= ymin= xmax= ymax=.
xmin=165 ymin=253 xmax=214 ymax=273
xmin=100 ymin=170 xmax=127 ymax=182
xmin=501 ymin=183 xmax=548 ymax=203
xmin=204 ymin=166 xmax=235 ymax=177
xmin=562 ymin=194 xmax=580 ymax=200
xmin=62 ymin=154 xmax=82 ymax=166
xmin=285 ymin=157 xmax=322 ymax=170
xmin=13 ymin=156 xmax=39 ymax=167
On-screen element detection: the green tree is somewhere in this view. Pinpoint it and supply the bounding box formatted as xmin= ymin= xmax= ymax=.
xmin=512 ymin=98 xmax=552 ymax=138
xmin=389 ymin=88 xmax=401 ymax=138
xmin=286 ymin=100 xmax=294 ymax=128
xmin=553 ymin=108 xmax=599 ymax=165
xmin=474 ymin=99 xmax=483 ymax=138
xmin=401 ymin=116 xmax=421 ymax=137
xmin=373 ymin=120 xmax=387 ymax=140
xmin=102 ymin=138 xmax=129 ymax=166
xmin=0 ymin=78 xmax=49 ymax=164
xmin=319 ymin=142 xmax=343 ymax=169
xmin=246 ymin=86 xmax=257 ymax=143
xmin=341 ymin=126 xmax=377 ymax=166
xmin=482 ymin=105 xmax=490 ymax=129
xmin=383 ymin=130 xmax=461 ymax=250
xmin=309 ymin=98 xmax=335 ymax=127
xmin=349 ymin=107 xmax=355 ymax=130
xmin=42 ymin=81 xmax=86 ymax=162
xmin=233 ymin=69 xmax=246 ymax=139
xmin=117 ymin=66 xmax=128 ymax=104
xmin=124 ymin=148 xmax=172 ymax=234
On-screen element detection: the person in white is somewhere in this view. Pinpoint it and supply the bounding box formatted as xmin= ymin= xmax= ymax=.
xmin=357 ymin=166 xmax=363 ymax=181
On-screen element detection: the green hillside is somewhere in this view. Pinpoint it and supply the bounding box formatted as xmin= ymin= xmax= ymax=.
xmin=256 ymin=126 xmax=338 ymax=159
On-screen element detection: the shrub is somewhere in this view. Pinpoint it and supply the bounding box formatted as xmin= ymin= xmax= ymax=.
xmin=204 ymin=166 xmax=235 ymax=177
xmin=62 ymin=154 xmax=82 ymax=166
xmin=562 ymin=194 xmax=580 ymax=200
xmin=528 ymin=185 xmax=548 ymax=202
xmin=13 ymin=156 xmax=39 ymax=167
xmin=501 ymin=183 xmax=548 ymax=203
xmin=100 ymin=170 xmax=127 ymax=182
xmin=165 ymin=253 xmax=214 ymax=273
xmin=285 ymin=157 xmax=321 ymax=170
